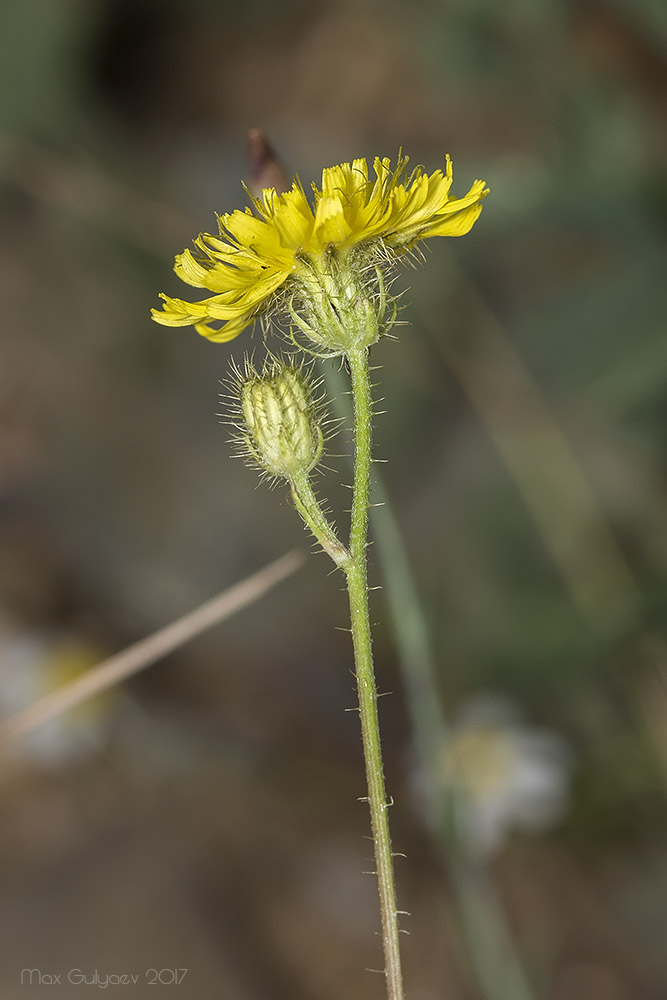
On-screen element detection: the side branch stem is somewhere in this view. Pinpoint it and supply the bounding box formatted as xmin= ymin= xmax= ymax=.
xmin=345 ymin=346 xmax=405 ymax=1000
xmin=290 ymin=471 xmax=350 ymax=568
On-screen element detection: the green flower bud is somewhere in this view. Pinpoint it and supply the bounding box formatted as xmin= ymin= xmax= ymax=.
xmin=239 ymin=362 xmax=324 ymax=481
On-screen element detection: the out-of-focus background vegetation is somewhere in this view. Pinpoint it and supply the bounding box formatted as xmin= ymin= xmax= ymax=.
xmin=1 ymin=0 xmax=667 ymax=997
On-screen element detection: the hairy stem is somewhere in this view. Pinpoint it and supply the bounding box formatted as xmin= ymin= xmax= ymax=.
xmin=290 ymin=470 xmax=350 ymax=568
xmin=345 ymin=345 xmax=405 ymax=1000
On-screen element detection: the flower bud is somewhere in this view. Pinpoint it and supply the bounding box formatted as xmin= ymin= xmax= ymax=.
xmin=239 ymin=362 xmax=324 ymax=481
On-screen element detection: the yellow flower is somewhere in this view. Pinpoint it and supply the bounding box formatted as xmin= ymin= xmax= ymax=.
xmin=152 ymin=154 xmax=489 ymax=345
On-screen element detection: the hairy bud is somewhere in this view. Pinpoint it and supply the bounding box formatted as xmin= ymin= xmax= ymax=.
xmin=238 ymin=361 xmax=324 ymax=481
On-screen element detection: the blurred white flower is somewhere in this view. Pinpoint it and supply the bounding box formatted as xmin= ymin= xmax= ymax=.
xmin=438 ymin=695 xmax=572 ymax=858
xmin=0 ymin=621 xmax=111 ymax=767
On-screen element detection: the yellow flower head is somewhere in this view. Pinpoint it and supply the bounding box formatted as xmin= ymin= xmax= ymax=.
xmin=152 ymin=153 xmax=489 ymax=345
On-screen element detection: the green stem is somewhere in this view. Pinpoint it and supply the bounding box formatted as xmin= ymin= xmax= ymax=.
xmin=345 ymin=346 xmax=405 ymax=1000
xmin=325 ymin=360 xmax=537 ymax=1000
xmin=290 ymin=471 xmax=350 ymax=569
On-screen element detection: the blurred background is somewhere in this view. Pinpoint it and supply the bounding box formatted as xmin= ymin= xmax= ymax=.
xmin=1 ymin=0 xmax=667 ymax=997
